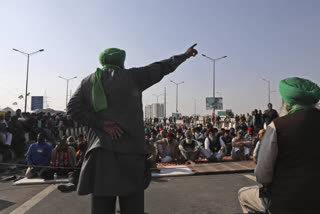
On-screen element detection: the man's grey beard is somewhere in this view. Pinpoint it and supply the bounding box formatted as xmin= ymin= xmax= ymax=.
xmin=279 ymin=104 xmax=288 ymax=117
xmin=209 ymin=136 xmax=214 ymax=142
xmin=195 ymin=133 xmax=201 ymax=139
xmin=186 ymin=138 xmax=193 ymax=144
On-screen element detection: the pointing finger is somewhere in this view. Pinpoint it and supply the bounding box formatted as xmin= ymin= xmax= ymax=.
xmin=190 ymin=43 xmax=197 ymax=49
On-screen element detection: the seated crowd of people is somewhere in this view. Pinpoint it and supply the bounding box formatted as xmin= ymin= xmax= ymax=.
xmin=25 ymin=132 xmax=87 ymax=182
xmin=0 ymin=108 xmax=88 ymax=184
xmin=144 ymin=103 xmax=278 ymax=167
xmin=0 ymin=108 xmax=84 ymax=160
xmin=144 ymin=122 xmax=266 ymax=167
xmin=0 ymin=103 xmax=278 ymax=181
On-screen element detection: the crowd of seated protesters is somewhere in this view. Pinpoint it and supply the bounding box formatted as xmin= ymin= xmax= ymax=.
xmin=24 ymin=118 xmax=266 ymax=181
xmin=144 ymin=112 xmax=272 ymax=166
xmin=25 ymin=132 xmax=87 ymax=182
xmin=2 ymin=106 xmax=275 ymax=177
xmin=0 ymin=109 xmax=84 ymax=161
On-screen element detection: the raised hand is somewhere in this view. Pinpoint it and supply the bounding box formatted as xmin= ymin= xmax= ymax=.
xmin=185 ymin=43 xmax=198 ymax=58
xmin=103 ymin=120 xmax=124 ymax=140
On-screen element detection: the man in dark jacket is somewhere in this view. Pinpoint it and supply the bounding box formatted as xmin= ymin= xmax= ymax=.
xmin=67 ymin=44 xmax=198 ymax=214
xmin=263 ymin=103 xmax=279 ymax=126
xmin=238 ymin=77 xmax=320 ymax=214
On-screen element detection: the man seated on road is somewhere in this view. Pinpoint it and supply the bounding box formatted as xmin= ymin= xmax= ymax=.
xmin=145 ymin=134 xmax=158 ymax=168
xmin=25 ymin=132 xmax=52 ymax=179
xmin=244 ymin=127 xmax=256 ymax=153
xmin=204 ymin=128 xmax=227 ymax=161
xmin=252 ymin=129 xmax=266 ymax=164
xmin=155 ymin=133 xmax=179 ymax=163
xmin=51 ymin=136 xmax=76 ymax=176
xmin=231 ymin=130 xmax=252 ymax=161
xmin=179 ymin=130 xmax=202 ymax=164
xmin=148 ymin=130 xmax=158 ymax=148
xmin=193 ymin=127 xmax=205 ymax=146
xmin=238 ymin=118 xmax=248 ymax=133
xmin=58 ymin=135 xmax=88 ymax=192
xmin=0 ymin=115 xmax=12 ymax=146
xmin=221 ymin=130 xmax=232 ymax=156
xmin=67 ymin=136 xmax=77 ymax=151
xmin=238 ymin=77 xmax=320 ymax=213
xmin=157 ymin=129 xmax=167 ymax=139
xmin=204 ymin=128 xmax=217 ymax=160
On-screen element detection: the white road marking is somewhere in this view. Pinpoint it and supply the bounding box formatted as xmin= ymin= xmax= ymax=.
xmin=243 ymin=174 xmax=256 ymax=182
xmin=10 ymin=184 xmax=57 ymax=214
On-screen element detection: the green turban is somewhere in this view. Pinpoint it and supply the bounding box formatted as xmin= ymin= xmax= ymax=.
xmin=279 ymin=77 xmax=320 ymax=106
xmin=92 ymin=48 xmax=126 ymax=112
xmin=99 ymin=48 xmax=126 ymax=69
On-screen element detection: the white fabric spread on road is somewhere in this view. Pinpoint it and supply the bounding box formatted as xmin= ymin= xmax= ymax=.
xmin=243 ymin=174 xmax=256 ymax=182
xmin=9 ymin=184 xmax=57 ymax=214
xmin=13 ymin=177 xmax=69 ymax=185
xmin=152 ymin=165 xmax=195 ymax=177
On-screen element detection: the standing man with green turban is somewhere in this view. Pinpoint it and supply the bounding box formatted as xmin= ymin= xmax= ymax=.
xmin=67 ymin=44 xmax=198 ymax=214
xmin=238 ymin=77 xmax=320 ymax=214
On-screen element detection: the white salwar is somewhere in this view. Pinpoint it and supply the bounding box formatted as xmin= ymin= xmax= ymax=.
xmin=203 ymin=137 xmax=226 ymax=160
xmin=238 ymin=122 xmax=278 ymax=213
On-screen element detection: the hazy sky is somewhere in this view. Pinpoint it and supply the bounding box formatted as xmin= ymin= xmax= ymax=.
xmin=0 ymin=0 xmax=319 ymax=116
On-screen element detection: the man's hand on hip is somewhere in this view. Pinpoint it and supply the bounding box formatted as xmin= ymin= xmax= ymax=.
xmin=103 ymin=121 xmax=124 ymax=140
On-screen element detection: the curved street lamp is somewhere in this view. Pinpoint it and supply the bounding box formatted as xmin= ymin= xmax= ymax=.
xmin=202 ymin=54 xmax=227 ymax=99
xmin=12 ymin=48 xmax=45 ymax=112
xmin=58 ymin=76 xmax=77 ymax=110
xmin=170 ymin=80 xmax=184 ymax=113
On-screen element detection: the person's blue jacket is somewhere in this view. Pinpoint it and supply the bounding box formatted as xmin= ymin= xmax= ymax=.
xmin=26 ymin=142 xmax=52 ymax=167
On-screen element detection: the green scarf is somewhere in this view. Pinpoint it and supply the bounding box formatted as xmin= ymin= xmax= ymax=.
xmin=92 ymin=48 xmax=126 ymax=112
xmin=287 ymin=104 xmax=315 ymax=115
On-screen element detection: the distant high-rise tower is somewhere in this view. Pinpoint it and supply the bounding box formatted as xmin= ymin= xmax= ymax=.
xmin=144 ymin=103 xmax=164 ymax=118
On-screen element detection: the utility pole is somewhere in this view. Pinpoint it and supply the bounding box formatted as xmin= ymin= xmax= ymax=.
xmin=192 ymin=98 xmax=197 ymax=116
xmin=262 ymin=78 xmax=271 ymax=104
xmin=70 ymin=90 xmax=72 ymax=101
xmin=170 ymin=80 xmax=184 ymax=113
xmin=58 ymin=76 xmax=77 ymax=110
xmin=164 ymin=87 xmax=166 ymax=118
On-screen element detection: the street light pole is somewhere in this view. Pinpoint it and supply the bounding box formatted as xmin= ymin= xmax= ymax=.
xmin=202 ymin=54 xmax=227 ymax=99
xmin=152 ymin=94 xmax=163 ymax=104
xmin=170 ymin=80 xmax=184 ymax=113
xmin=12 ymin=48 xmax=44 ymax=112
xmin=25 ymin=55 xmax=30 ymax=112
xmin=262 ymin=78 xmax=271 ymax=104
xmin=202 ymin=54 xmax=227 ymax=114
xmin=164 ymin=87 xmax=166 ymax=118
xmin=192 ymin=98 xmax=197 ymax=116
xmin=58 ymin=76 xmax=77 ymax=110
xmin=213 ymin=59 xmax=215 ymax=97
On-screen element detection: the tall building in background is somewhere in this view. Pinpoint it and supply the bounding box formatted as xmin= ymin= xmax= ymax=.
xmin=145 ymin=103 xmax=164 ymax=118
xmin=144 ymin=105 xmax=153 ymax=119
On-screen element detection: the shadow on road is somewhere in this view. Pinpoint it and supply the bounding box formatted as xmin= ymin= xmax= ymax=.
xmin=151 ymin=177 xmax=169 ymax=183
xmin=0 ymin=199 xmax=15 ymax=211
